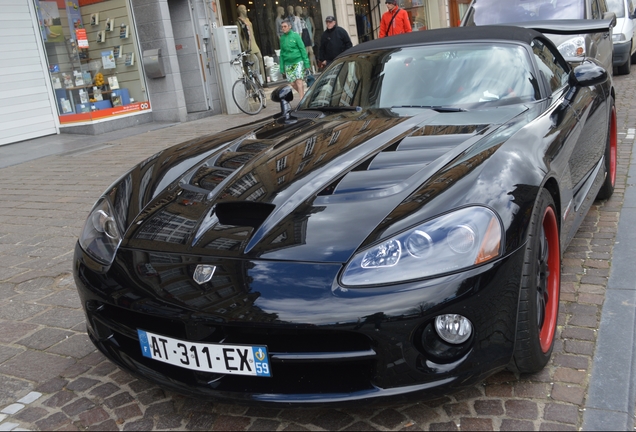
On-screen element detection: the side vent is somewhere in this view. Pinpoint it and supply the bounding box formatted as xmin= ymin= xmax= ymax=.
xmin=215 ymin=201 xmax=275 ymax=229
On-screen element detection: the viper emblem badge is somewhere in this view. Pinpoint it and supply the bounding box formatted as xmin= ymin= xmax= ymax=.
xmin=193 ymin=264 xmax=216 ymax=285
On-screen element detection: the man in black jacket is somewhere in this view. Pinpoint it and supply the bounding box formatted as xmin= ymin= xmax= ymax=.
xmin=318 ymin=16 xmax=353 ymax=68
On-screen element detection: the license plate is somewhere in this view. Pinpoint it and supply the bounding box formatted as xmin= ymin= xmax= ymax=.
xmin=137 ymin=329 xmax=271 ymax=377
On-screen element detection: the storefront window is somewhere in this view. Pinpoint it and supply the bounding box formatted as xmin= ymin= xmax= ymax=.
xmin=355 ymin=2 xmax=373 ymax=42
xmin=219 ymin=1 xmax=338 ymax=80
xmin=35 ymin=0 xmax=150 ymax=125
xmin=450 ymin=0 xmax=471 ymax=26
xmin=397 ymin=0 xmax=430 ymax=31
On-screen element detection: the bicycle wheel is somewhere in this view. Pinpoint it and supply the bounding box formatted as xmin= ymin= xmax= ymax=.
xmin=253 ymin=78 xmax=266 ymax=108
xmin=232 ymin=78 xmax=263 ymax=115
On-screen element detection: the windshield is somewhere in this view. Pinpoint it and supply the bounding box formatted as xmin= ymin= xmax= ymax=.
xmin=470 ymin=0 xmax=585 ymax=25
xmin=298 ymin=43 xmax=539 ymax=111
xmin=606 ymin=0 xmax=626 ymax=17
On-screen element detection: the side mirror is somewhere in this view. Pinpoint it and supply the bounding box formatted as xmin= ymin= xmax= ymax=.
xmin=569 ymin=62 xmax=608 ymax=87
xmin=271 ymin=85 xmax=297 ymax=124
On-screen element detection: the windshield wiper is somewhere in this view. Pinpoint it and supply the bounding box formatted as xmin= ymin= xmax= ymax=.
xmin=392 ymin=105 xmax=467 ymax=112
xmin=305 ymin=106 xmax=363 ymax=112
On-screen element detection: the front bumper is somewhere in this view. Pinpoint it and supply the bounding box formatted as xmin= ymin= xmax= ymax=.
xmin=73 ymin=242 xmax=526 ymax=404
xmin=613 ymin=40 xmax=632 ymax=66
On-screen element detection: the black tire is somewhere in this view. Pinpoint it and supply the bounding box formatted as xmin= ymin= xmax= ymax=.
xmin=617 ymin=49 xmax=631 ymax=75
xmin=596 ymin=97 xmax=617 ymax=200
xmin=512 ymin=189 xmax=561 ymax=374
xmin=232 ymin=78 xmax=263 ymax=115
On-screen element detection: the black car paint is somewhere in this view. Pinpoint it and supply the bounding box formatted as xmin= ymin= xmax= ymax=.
xmin=75 ymin=240 xmax=526 ymax=403
xmin=102 ymin=107 xmax=527 ymax=263
xmin=74 ymin=29 xmax=613 ymax=403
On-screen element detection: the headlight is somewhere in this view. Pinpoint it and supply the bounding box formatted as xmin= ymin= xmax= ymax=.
xmin=612 ymin=33 xmax=627 ymax=42
xmin=557 ymin=36 xmax=586 ymax=58
xmin=79 ymin=198 xmax=122 ymax=265
xmin=341 ymin=206 xmax=502 ymax=286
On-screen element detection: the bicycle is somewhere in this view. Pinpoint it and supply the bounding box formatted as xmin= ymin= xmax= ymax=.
xmin=231 ymin=50 xmax=266 ymax=115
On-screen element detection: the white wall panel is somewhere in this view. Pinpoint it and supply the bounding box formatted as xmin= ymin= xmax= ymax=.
xmin=0 ymin=71 xmax=44 ymax=83
xmin=0 ymin=99 xmax=51 ymax=115
xmin=0 ymin=92 xmax=50 ymax=108
xmin=0 ymin=0 xmax=58 ymax=146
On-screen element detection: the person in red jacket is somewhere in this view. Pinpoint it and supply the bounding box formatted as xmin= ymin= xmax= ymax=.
xmin=379 ymin=0 xmax=412 ymax=38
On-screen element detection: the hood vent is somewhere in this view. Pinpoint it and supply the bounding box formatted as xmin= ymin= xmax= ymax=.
xmin=215 ymin=201 xmax=276 ymax=229
xmin=317 ymin=128 xmax=483 ymax=197
xmin=318 ymin=125 xmax=487 ymax=196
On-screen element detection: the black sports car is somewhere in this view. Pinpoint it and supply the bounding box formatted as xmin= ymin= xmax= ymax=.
xmin=74 ymin=24 xmax=617 ymax=404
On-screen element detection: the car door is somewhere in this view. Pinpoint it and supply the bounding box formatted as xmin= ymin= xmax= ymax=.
xmin=566 ymin=62 xmax=608 ymax=191
xmin=591 ymin=0 xmax=615 ymax=69
xmin=531 ymin=39 xmax=581 ymax=184
xmin=531 ymin=38 xmax=604 ymax=239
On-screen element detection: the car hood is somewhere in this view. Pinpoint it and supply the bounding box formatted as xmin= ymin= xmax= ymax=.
xmin=115 ymin=107 xmax=528 ymax=263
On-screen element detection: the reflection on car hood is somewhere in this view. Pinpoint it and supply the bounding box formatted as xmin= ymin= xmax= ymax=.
xmin=115 ymin=107 xmax=528 ymax=263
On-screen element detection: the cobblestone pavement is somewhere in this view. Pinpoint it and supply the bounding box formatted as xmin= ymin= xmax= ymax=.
xmin=0 ymin=72 xmax=634 ymax=431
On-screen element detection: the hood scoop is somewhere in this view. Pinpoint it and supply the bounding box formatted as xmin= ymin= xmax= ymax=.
xmin=215 ymin=201 xmax=276 ymax=229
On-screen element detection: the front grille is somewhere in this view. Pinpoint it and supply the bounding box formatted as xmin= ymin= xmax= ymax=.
xmin=92 ymin=304 xmax=378 ymax=395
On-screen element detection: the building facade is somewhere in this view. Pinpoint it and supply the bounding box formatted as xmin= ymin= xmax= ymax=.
xmin=1 ymin=0 xmax=463 ymax=146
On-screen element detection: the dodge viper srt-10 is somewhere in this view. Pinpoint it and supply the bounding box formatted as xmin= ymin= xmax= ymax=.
xmin=74 ymin=23 xmax=617 ymax=404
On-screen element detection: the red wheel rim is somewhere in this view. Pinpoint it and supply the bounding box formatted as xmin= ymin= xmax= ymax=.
xmin=538 ymin=206 xmax=560 ymax=353
xmin=609 ymin=106 xmax=617 ymax=188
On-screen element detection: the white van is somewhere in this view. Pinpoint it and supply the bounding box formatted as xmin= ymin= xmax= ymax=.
xmin=460 ymin=0 xmax=616 ymax=75
xmin=608 ymin=0 xmax=636 ymax=74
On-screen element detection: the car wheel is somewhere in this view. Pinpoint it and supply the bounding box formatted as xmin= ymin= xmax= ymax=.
xmin=618 ymin=45 xmax=632 ymax=75
xmin=596 ymin=97 xmax=617 ymax=200
xmin=512 ymin=189 xmax=560 ymax=374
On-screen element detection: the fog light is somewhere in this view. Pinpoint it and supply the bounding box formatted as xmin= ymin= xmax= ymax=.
xmin=435 ymin=314 xmax=472 ymax=344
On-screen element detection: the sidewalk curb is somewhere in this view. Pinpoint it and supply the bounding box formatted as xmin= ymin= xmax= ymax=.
xmin=583 ymin=131 xmax=636 ymax=430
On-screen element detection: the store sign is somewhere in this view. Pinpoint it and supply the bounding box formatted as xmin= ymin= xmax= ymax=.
xmin=76 ymin=28 xmax=88 ymax=48
xmin=59 ymin=101 xmax=152 ymax=125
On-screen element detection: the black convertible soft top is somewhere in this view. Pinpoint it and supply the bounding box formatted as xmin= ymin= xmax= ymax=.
xmin=345 ymin=19 xmax=614 ymax=55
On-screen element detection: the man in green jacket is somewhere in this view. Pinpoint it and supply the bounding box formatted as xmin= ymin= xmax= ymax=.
xmin=279 ymin=19 xmax=311 ymax=100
